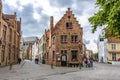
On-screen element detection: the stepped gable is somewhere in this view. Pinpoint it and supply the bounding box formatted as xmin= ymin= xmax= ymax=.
xmin=54 ymin=8 xmax=82 ymax=30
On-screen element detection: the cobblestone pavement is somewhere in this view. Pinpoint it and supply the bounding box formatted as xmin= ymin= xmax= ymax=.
xmin=0 ymin=60 xmax=120 ymax=80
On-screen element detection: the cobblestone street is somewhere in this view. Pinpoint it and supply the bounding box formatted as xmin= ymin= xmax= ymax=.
xmin=0 ymin=60 xmax=120 ymax=80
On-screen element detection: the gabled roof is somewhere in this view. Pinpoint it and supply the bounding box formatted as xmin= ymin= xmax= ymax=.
xmin=52 ymin=8 xmax=81 ymax=31
xmin=108 ymin=38 xmax=120 ymax=43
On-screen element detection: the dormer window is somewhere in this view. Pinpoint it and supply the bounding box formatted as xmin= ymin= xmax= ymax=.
xmin=66 ymin=22 xmax=72 ymax=29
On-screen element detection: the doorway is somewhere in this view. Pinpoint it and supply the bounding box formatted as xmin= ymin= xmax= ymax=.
xmin=61 ymin=54 xmax=67 ymax=66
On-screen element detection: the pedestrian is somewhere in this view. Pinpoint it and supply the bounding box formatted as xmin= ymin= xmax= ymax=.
xmin=90 ymin=57 xmax=93 ymax=67
xmin=87 ymin=59 xmax=90 ymax=67
xmin=84 ymin=58 xmax=88 ymax=68
xmin=36 ymin=58 xmax=38 ymax=64
xmin=35 ymin=57 xmax=39 ymax=64
xmin=18 ymin=58 xmax=21 ymax=64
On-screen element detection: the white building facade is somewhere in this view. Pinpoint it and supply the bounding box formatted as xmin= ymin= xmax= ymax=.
xmin=98 ymin=36 xmax=108 ymax=63
xmin=20 ymin=37 xmax=24 ymax=60
xmin=32 ymin=40 xmax=39 ymax=60
xmin=39 ymin=36 xmax=44 ymax=63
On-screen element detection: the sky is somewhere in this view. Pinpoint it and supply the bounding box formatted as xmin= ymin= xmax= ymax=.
xmin=2 ymin=0 xmax=102 ymax=53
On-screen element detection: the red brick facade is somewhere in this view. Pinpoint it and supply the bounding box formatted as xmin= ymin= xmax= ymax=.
xmin=0 ymin=0 xmax=21 ymax=67
xmin=44 ymin=8 xmax=83 ymax=66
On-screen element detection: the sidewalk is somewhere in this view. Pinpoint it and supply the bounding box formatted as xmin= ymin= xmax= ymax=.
xmin=0 ymin=60 xmax=94 ymax=80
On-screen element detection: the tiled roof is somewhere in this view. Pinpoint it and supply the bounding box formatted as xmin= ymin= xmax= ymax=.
xmin=3 ymin=14 xmax=16 ymax=19
xmin=108 ymin=38 xmax=120 ymax=43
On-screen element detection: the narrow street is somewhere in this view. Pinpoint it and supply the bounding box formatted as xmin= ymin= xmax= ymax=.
xmin=0 ymin=60 xmax=120 ymax=80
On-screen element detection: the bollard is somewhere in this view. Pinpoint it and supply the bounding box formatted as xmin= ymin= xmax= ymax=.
xmin=9 ymin=63 xmax=12 ymax=70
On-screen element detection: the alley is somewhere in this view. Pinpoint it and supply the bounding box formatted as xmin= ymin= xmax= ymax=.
xmin=0 ymin=60 xmax=120 ymax=80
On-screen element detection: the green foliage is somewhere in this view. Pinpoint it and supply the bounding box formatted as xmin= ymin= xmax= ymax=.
xmin=94 ymin=52 xmax=98 ymax=59
xmin=89 ymin=0 xmax=120 ymax=38
xmin=108 ymin=61 xmax=112 ymax=64
xmin=27 ymin=50 xmax=29 ymax=59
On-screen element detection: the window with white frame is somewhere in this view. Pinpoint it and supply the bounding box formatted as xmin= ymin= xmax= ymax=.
xmin=111 ymin=44 xmax=116 ymax=50
xmin=71 ymin=50 xmax=78 ymax=61
xmin=71 ymin=35 xmax=78 ymax=43
xmin=112 ymin=53 xmax=116 ymax=61
xmin=61 ymin=35 xmax=67 ymax=43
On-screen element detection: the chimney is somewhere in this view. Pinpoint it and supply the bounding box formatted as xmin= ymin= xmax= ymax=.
xmin=20 ymin=17 xmax=21 ymax=23
xmin=14 ymin=12 xmax=16 ymax=15
xmin=68 ymin=8 xmax=70 ymax=11
xmin=0 ymin=0 xmax=2 ymax=19
xmin=50 ymin=16 xmax=54 ymax=31
xmin=14 ymin=12 xmax=17 ymax=19
xmin=20 ymin=17 xmax=21 ymax=31
xmin=0 ymin=0 xmax=2 ymax=8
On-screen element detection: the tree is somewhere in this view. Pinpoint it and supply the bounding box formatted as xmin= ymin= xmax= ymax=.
xmin=94 ymin=52 xmax=98 ymax=59
xmin=89 ymin=0 xmax=120 ymax=38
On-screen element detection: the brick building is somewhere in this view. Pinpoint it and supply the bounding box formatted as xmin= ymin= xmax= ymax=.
xmin=44 ymin=8 xmax=83 ymax=66
xmin=0 ymin=0 xmax=21 ymax=66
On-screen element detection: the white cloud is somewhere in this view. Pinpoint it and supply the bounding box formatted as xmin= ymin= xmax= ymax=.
xmin=3 ymin=0 xmax=99 ymax=53
xmin=4 ymin=0 xmax=18 ymax=8
xmin=19 ymin=0 xmax=34 ymax=6
xmin=33 ymin=12 xmax=41 ymax=21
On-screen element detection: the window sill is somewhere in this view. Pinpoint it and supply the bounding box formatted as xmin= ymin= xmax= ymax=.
xmin=61 ymin=42 xmax=67 ymax=44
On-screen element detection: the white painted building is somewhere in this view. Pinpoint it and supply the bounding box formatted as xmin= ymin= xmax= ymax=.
xmin=98 ymin=34 xmax=108 ymax=63
xmin=39 ymin=36 xmax=44 ymax=63
xmin=20 ymin=37 xmax=24 ymax=59
xmin=23 ymin=36 xmax=38 ymax=60
xmin=32 ymin=39 xmax=39 ymax=60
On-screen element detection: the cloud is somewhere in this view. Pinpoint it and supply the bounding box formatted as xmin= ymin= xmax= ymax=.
xmin=3 ymin=1 xmax=16 ymax=13
xmin=49 ymin=0 xmax=73 ymax=7
xmin=93 ymin=39 xmax=98 ymax=44
xmin=2 ymin=0 xmax=99 ymax=52
xmin=83 ymin=39 xmax=90 ymax=44
xmin=4 ymin=0 xmax=18 ymax=8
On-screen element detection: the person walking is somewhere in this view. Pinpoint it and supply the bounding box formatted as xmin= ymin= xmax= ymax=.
xmin=84 ymin=58 xmax=88 ymax=68
xmin=18 ymin=58 xmax=21 ymax=64
xmin=90 ymin=57 xmax=93 ymax=67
